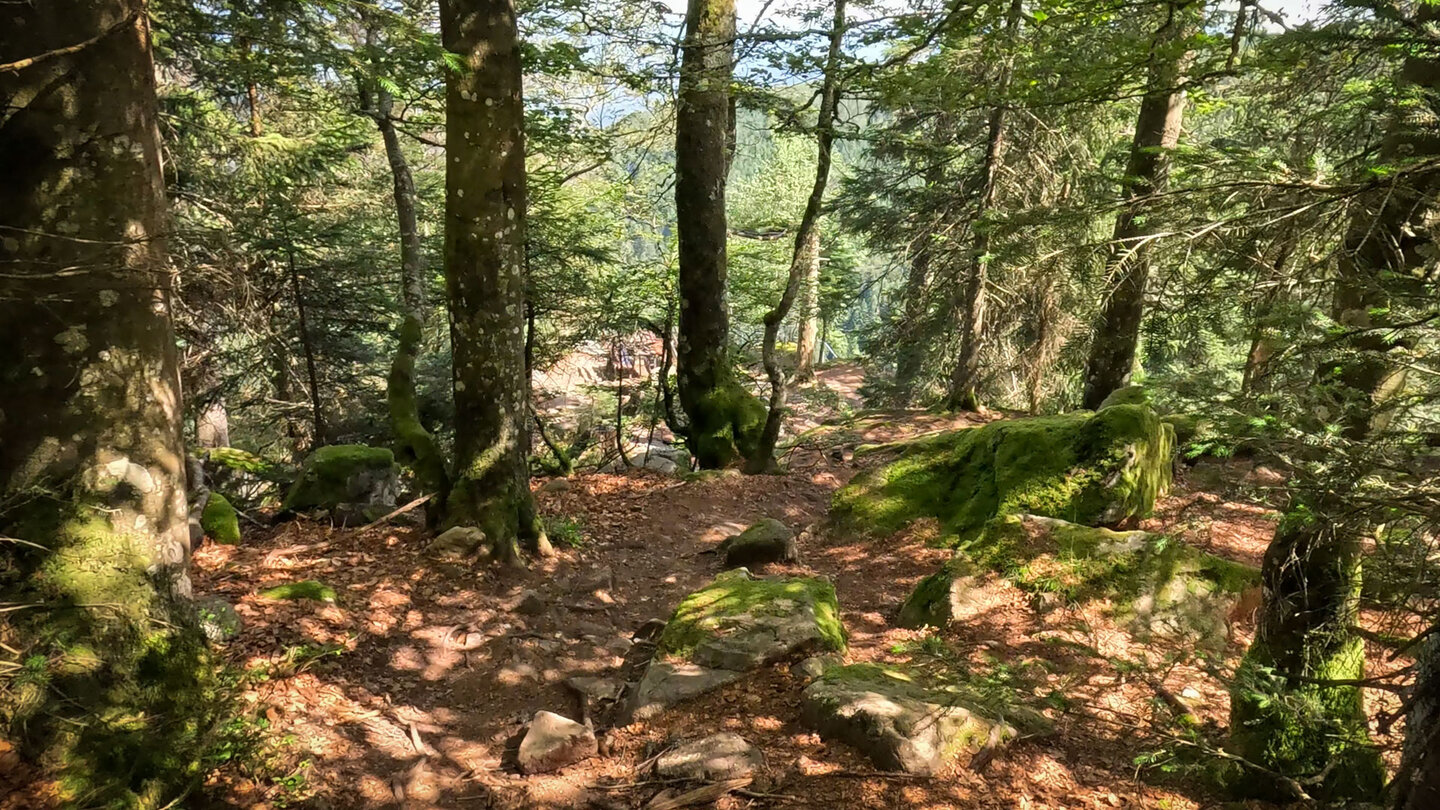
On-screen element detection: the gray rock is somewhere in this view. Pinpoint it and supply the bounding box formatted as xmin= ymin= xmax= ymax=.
xmin=624 ymin=662 xmax=744 ymax=721
xmin=655 ymin=733 xmax=763 ymax=781
xmin=429 ymin=526 xmax=486 ymax=559
xmin=800 ymin=665 xmax=1015 ymax=775
xmin=194 ymin=596 xmax=242 ymax=642
xmin=565 ymin=675 xmax=624 ymax=702
xmin=517 ymin=711 xmax=597 ymax=774
xmin=575 ymin=565 xmax=614 ymax=594
xmin=515 ymin=589 xmax=547 ymax=615
xmin=896 ymin=557 xmax=982 ymax=629
xmin=793 ymin=656 xmax=828 ymax=681
xmin=719 ymin=518 xmax=799 ymax=568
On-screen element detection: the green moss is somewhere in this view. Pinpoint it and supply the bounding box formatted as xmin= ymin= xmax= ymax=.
xmin=1097 ymin=385 xmax=1150 ymax=409
xmin=657 ymin=569 xmax=847 ymax=659
xmin=833 ymin=405 xmax=1174 ymax=543
xmin=205 ymin=447 xmax=278 ymax=477
xmin=688 ymin=381 xmax=768 ymax=468
xmin=1229 ymin=635 xmax=1385 ymax=801
xmin=387 ymin=314 xmax=450 ymax=513
xmin=200 ymin=492 xmax=241 ymax=545
xmin=259 ymin=580 xmax=336 ymax=603
xmin=896 ymin=557 xmax=978 ymax=629
xmin=2 ymin=501 xmax=237 ymax=809
xmin=283 ymin=444 xmax=396 ymax=511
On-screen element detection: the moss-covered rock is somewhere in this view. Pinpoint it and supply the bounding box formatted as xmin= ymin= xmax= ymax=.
xmin=625 ymin=569 xmax=846 ymax=721
xmin=800 ymin=663 xmax=1016 ymax=775
xmin=970 ymin=514 xmax=1257 ymax=643
xmin=283 ymin=445 xmax=399 ymax=512
xmin=833 ymin=405 xmax=1174 ymax=544
xmin=1098 ymin=385 xmax=1150 ymax=409
xmin=719 ymin=518 xmax=799 ymax=567
xmin=194 ymin=596 xmax=243 ymax=641
xmin=896 ymin=557 xmax=983 ymax=630
xmin=199 ymin=492 xmax=241 ymax=545
xmin=260 ymin=579 xmax=336 ymax=603
xmin=657 ymin=568 xmax=846 ymax=664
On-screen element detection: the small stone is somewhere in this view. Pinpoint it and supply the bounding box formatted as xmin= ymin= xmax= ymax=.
xmin=515 ymin=589 xmax=547 ymax=615
xmin=429 ymin=526 xmax=486 ymax=558
xmin=194 ymin=596 xmax=242 ymax=641
xmin=655 ymin=733 xmax=764 ymax=781
xmin=540 ymin=478 xmax=573 ymax=493
xmin=565 ymin=676 xmax=624 ymax=702
xmin=605 ymin=636 xmax=634 ymax=656
xmin=517 ymin=711 xmax=597 ymax=774
xmin=793 ymin=657 xmax=827 ymax=681
xmin=576 ymin=565 xmax=614 ymax=594
xmin=1181 ymin=686 xmax=1203 ymax=700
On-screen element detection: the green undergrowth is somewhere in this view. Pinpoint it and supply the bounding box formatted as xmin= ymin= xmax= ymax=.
xmin=832 ymin=405 xmax=1174 ymax=545
xmin=657 ymin=569 xmax=846 ymax=660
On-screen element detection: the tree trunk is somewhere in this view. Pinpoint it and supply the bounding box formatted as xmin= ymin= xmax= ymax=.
xmin=893 ymin=237 xmax=934 ymax=405
xmin=439 ymin=0 xmax=550 ymax=562
xmin=363 ymin=69 xmax=450 ymax=513
xmin=676 ymin=0 xmax=764 ymax=469
xmin=793 ymin=244 xmax=821 ymax=382
xmin=1080 ymin=0 xmax=1198 ymax=410
xmin=287 ymin=243 xmax=326 ymax=446
xmin=944 ymin=0 xmax=1023 ymax=412
xmin=1398 ymin=634 xmax=1440 ymax=810
xmin=0 ymin=2 xmax=211 ymax=802
xmin=747 ymin=0 xmax=846 ymax=473
xmin=1231 ymin=9 xmax=1440 ymax=800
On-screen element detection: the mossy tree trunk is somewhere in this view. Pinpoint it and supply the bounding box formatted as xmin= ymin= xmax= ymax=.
xmin=675 ymin=0 xmax=765 ymax=469
xmin=1080 ymin=0 xmax=1199 ymax=410
xmin=439 ymin=0 xmax=550 ymax=562
xmin=1231 ymin=10 xmax=1440 ymax=800
xmin=359 ymin=43 xmax=451 ymax=517
xmin=944 ymin=0 xmax=1023 ymax=413
xmin=747 ymin=0 xmax=846 ymax=474
xmin=0 ymin=2 xmax=220 ymax=803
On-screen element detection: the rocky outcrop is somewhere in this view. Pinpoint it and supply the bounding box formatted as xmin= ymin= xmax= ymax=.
xmin=833 ymin=405 xmax=1174 ymax=544
xmin=200 ymin=492 xmax=240 ymax=545
xmin=801 ymin=663 xmax=1016 ymax=775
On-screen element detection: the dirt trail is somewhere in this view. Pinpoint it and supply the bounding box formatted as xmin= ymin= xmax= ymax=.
xmin=190 ymin=368 xmax=1402 ymax=809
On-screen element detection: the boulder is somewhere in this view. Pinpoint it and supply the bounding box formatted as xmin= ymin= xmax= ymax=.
xmin=833 ymin=405 xmax=1174 ymax=543
xmin=973 ymin=514 xmax=1260 ymax=643
xmin=283 ymin=445 xmax=399 ymax=513
xmin=514 ymin=589 xmax=547 ymax=615
xmin=194 ymin=596 xmax=242 ymax=641
xmin=539 ymin=477 xmax=573 ymax=494
xmin=200 ymin=492 xmax=241 ymax=545
xmin=895 ymin=557 xmax=982 ymax=630
xmin=655 ymin=733 xmax=764 ymax=781
xmin=517 ymin=711 xmax=597 ymax=774
xmin=428 ymin=526 xmax=486 ymax=559
xmin=624 ymin=569 xmax=846 ymax=721
xmin=800 ymin=664 xmax=1015 ymax=775
xmin=1097 ymin=385 xmax=1150 ymax=409
xmin=719 ymin=518 xmax=799 ymax=568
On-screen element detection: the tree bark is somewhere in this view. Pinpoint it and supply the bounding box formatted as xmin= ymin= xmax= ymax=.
xmin=793 ymin=242 xmax=821 ymax=382
xmin=1080 ymin=0 xmax=1198 ymax=410
xmin=287 ymin=242 xmax=326 ymax=446
xmin=944 ymin=0 xmax=1023 ymax=412
xmin=440 ymin=0 xmax=550 ymax=562
xmin=0 ymin=2 xmax=206 ymax=802
xmin=676 ymin=0 xmax=765 ymax=468
xmin=893 ymin=160 xmax=946 ymax=406
xmin=361 ymin=61 xmax=450 ymax=514
xmin=746 ymin=0 xmax=846 ymax=473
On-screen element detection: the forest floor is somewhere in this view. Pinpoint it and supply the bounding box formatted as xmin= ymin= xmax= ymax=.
xmin=184 ymin=364 xmax=1412 ymax=810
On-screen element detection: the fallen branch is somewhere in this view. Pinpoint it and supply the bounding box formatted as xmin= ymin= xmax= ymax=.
xmin=359 ymin=493 xmax=434 ymax=532
xmin=645 ymin=777 xmax=752 ymax=809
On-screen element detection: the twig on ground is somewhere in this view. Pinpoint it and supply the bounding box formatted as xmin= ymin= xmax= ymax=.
xmin=359 ymin=492 xmax=434 ymax=531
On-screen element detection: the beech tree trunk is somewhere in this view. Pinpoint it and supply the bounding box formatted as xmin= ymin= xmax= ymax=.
xmin=793 ymin=248 xmax=821 ymax=382
xmin=746 ymin=0 xmax=847 ymax=473
xmin=0 ymin=2 xmax=209 ymax=802
xmin=944 ymin=0 xmax=1023 ymax=412
xmin=440 ymin=0 xmax=550 ymax=562
xmin=676 ymin=0 xmax=765 ymax=468
xmin=1081 ymin=0 xmax=1198 ymax=410
xmin=361 ymin=60 xmax=450 ymax=514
